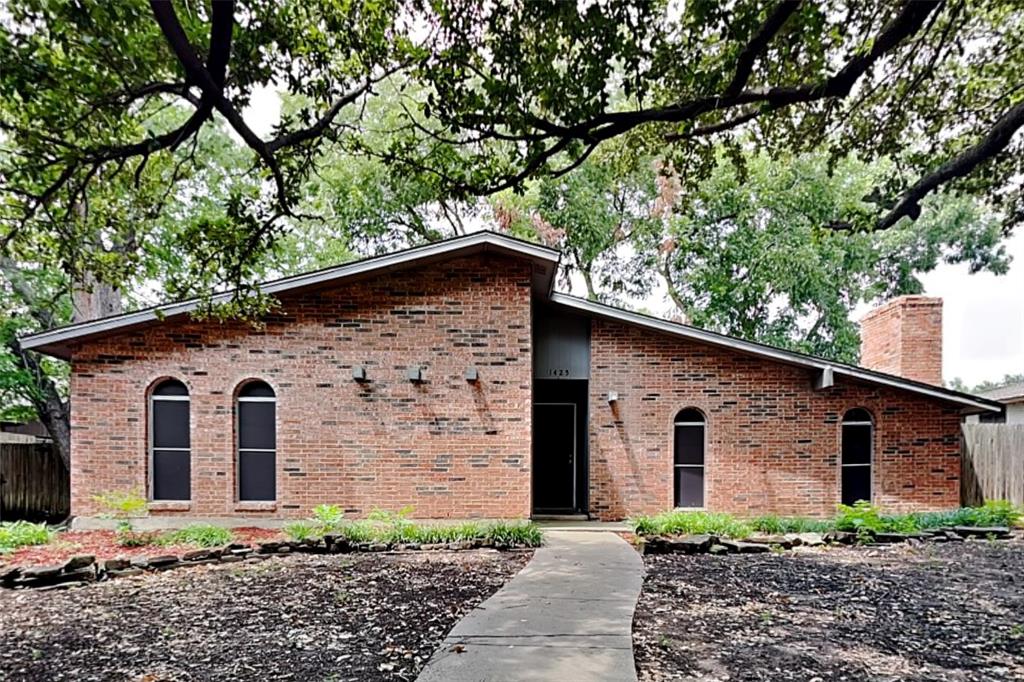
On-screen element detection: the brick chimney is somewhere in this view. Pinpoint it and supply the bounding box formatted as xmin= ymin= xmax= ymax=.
xmin=859 ymin=296 xmax=943 ymax=385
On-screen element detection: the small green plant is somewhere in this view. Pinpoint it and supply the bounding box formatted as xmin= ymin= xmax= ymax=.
xmin=834 ymin=501 xmax=887 ymax=541
xmin=0 ymin=521 xmax=55 ymax=553
xmin=750 ymin=515 xmax=832 ymax=534
xmin=629 ymin=510 xmax=752 ymax=538
xmin=312 ymin=503 xmax=346 ymax=533
xmin=283 ymin=520 xmax=318 ymax=542
xmin=158 ymin=524 xmax=233 ymax=548
xmin=93 ymin=489 xmax=150 ymax=547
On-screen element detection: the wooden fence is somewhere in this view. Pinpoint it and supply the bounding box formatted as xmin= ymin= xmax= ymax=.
xmin=0 ymin=441 xmax=69 ymax=522
xmin=961 ymin=424 xmax=1024 ymax=507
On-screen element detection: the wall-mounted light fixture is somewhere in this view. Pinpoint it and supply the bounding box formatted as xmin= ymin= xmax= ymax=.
xmin=607 ymin=391 xmax=619 ymax=403
xmin=352 ymin=366 xmax=368 ymax=382
xmin=407 ymin=366 xmax=425 ymax=383
xmin=464 ymin=366 xmax=479 ymax=383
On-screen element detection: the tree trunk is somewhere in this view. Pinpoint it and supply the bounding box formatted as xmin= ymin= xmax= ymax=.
xmin=7 ymin=337 xmax=72 ymax=470
xmin=72 ymin=271 xmax=123 ymax=322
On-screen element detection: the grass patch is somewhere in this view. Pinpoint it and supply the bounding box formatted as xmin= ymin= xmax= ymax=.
xmin=631 ymin=500 xmax=1023 ymax=538
xmin=156 ymin=524 xmax=234 ymax=548
xmin=282 ymin=505 xmax=543 ymax=547
xmin=630 ymin=511 xmax=753 ymax=539
xmin=0 ymin=521 xmax=55 ymax=553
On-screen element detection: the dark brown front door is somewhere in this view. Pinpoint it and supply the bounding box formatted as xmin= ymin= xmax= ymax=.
xmin=533 ymin=403 xmax=576 ymax=512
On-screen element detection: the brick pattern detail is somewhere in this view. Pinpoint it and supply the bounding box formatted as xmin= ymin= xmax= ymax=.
xmin=860 ymin=296 xmax=943 ymax=385
xmin=69 ymin=255 xmax=533 ymax=520
xmin=588 ymin=318 xmax=961 ymax=521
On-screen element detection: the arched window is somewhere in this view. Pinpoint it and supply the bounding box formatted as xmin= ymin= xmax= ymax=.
xmin=674 ymin=408 xmax=706 ymax=508
xmin=841 ymin=408 xmax=873 ymax=505
xmin=237 ymin=381 xmax=276 ymax=501
xmin=150 ymin=379 xmax=190 ymax=501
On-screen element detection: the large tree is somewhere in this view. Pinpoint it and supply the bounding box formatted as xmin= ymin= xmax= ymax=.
xmin=3 ymin=1 xmax=1023 ymax=302
xmin=497 ymin=147 xmax=1009 ymax=363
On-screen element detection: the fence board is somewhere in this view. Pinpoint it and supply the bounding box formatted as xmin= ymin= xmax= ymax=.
xmin=961 ymin=424 xmax=1024 ymax=507
xmin=0 ymin=442 xmax=69 ymax=522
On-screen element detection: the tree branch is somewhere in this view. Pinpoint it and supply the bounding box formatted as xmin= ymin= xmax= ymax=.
xmin=724 ymin=1 xmax=802 ymax=97
xmin=879 ymin=98 xmax=1024 ymax=229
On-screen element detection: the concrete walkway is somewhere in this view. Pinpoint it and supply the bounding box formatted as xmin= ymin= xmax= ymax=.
xmin=417 ymin=531 xmax=644 ymax=681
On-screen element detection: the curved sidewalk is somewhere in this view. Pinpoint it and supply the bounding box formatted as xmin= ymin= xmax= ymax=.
xmin=417 ymin=531 xmax=645 ymax=681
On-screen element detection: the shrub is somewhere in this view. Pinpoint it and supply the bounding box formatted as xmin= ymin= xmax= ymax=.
xmin=484 ymin=520 xmax=544 ymax=547
xmin=158 ymin=524 xmax=233 ymax=548
xmin=629 ymin=510 xmax=752 ymax=539
xmin=750 ymin=515 xmax=832 ymax=534
xmin=283 ymin=521 xmax=318 ymax=542
xmin=311 ymin=504 xmax=346 ymax=533
xmin=834 ymin=501 xmax=888 ymax=539
xmin=0 ymin=521 xmax=55 ymax=553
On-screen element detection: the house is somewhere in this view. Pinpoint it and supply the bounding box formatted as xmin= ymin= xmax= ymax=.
xmin=964 ymin=382 xmax=1024 ymax=424
xmin=20 ymin=232 xmax=1001 ymax=526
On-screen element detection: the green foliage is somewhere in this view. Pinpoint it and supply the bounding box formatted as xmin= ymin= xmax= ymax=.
xmin=0 ymin=521 xmax=55 ymax=553
xmin=749 ymin=515 xmax=832 ymax=534
xmin=157 ymin=524 xmax=233 ymax=548
xmin=834 ymin=501 xmax=889 ymax=537
xmin=285 ymin=505 xmax=542 ymax=547
xmin=629 ymin=511 xmax=754 ymax=539
xmin=93 ymin=490 xmax=148 ymax=519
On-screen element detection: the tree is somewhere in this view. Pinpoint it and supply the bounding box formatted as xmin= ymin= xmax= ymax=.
xmin=3 ymin=1 xmax=1023 ymax=306
xmin=500 ymin=147 xmax=1009 ymax=363
xmin=948 ymin=373 xmax=1024 ymax=394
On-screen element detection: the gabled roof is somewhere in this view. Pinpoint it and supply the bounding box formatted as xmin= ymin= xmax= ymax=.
xmin=20 ymin=230 xmax=1000 ymax=413
xmin=548 ymin=293 xmax=1001 ymax=414
xmin=976 ymin=381 xmax=1024 ymax=404
xmin=19 ymin=231 xmax=560 ymax=360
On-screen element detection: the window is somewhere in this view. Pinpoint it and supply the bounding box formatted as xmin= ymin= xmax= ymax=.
xmin=237 ymin=381 xmax=276 ymax=501
xmin=674 ymin=408 xmax=705 ymax=508
xmin=841 ymin=408 xmax=873 ymax=505
xmin=150 ymin=379 xmax=191 ymax=501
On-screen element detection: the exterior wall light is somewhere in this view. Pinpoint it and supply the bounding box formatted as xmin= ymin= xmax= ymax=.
xmin=607 ymin=391 xmax=619 ymax=403
xmin=407 ymin=366 xmax=425 ymax=383
xmin=464 ymin=366 xmax=479 ymax=383
xmin=352 ymin=366 xmax=368 ymax=382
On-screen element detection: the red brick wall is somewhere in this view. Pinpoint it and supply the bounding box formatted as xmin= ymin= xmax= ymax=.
xmin=860 ymin=296 xmax=943 ymax=385
xmin=588 ymin=318 xmax=962 ymax=520
xmin=69 ymin=255 xmax=533 ymax=521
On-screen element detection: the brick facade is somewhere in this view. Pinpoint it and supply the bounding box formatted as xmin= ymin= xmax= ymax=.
xmin=860 ymin=296 xmax=943 ymax=385
xmin=588 ymin=318 xmax=962 ymax=520
xmin=69 ymin=255 xmax=533 ymax=521
xmin=64 ymin=247 xmax=968 ymax=524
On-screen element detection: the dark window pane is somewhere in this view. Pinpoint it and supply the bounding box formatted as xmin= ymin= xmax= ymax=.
xmin=239 ymin=451 xmax=276 ymax=501
xmin=239 ymin=401 xmax=276 ymax=450
xmin=152 ymin=400 xmax=190 ymax=449
xmin=674 ymin=467 xmax=704 ymax=508
xmin=841 ymin=466 xmax=871 ymax=506
xmin=674 ymin=425 xmax=704 ymax=465
xmin=674 ymin=408 xmax=705 ymax=423
xmin=843 ymin=408 xmax=872 ymax=424
xmin=153 ymin=450 xmax=190 ymax=500
xmin=239 ymin=381 xmax=275 ymax=398
xmin=153 ymin=379 xmax=188 ymax=396
xmin=842 ymin=424 xmax=871 ymax=465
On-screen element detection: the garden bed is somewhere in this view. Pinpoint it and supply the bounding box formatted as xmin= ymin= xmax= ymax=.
xmin=0 ymin=549 xmax=530 ymax=680
xmin=633 ymin=537 xmax=1024 ymax=681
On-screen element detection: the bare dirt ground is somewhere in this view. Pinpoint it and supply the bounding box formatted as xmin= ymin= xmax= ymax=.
xmin=633 ymin=537 xmax=1024 ymax=682
xmin=0 ymin=550 xmax=530 ymax=682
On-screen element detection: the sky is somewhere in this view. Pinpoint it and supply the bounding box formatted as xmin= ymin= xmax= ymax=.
xmin=243 ymin=90 xmax=1024 ymax=388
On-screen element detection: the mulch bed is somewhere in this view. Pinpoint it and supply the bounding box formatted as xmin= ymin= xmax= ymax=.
xmin=5 ymin=528 xmax=281 ymax=566
xmin=0 ymin=549 xmax=530 ymax=681
xmin=633 ymin=537 xmax=1024 ymax=681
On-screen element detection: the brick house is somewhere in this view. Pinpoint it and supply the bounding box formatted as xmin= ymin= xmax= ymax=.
xmin=21 ymin=232 xmax=1000 ymax=525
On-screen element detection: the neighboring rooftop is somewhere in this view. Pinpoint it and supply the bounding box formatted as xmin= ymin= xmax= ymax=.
xmin=976 ymin=381 xmax=1024 ymax=404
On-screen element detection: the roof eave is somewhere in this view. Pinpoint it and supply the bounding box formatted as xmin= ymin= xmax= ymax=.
xmin=548 ymin=293 xmax=1002 ymax=414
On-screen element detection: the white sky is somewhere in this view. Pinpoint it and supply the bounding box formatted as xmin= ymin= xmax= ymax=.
xmin=244 ymin=90 xmax=1024 ymax=388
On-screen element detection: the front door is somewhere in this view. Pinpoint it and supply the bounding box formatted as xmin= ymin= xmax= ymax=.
xmin=532 ymin=403 xmax=576 ymax=512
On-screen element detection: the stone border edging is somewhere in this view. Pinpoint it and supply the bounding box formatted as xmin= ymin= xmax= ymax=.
xmin=0 ymin=535 xmax=536 ymax=591
xmin=641 ymin=526 xmax=1015 ymax=555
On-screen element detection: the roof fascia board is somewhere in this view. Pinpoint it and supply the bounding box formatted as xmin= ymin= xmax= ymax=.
xmin=550 ymin=293 xmax=1000 ymax=413
xmin=22 ymin=231 xmax=558 ymax=354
